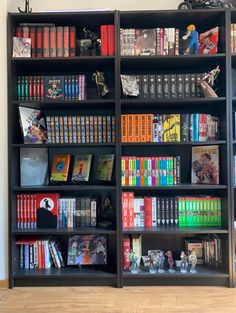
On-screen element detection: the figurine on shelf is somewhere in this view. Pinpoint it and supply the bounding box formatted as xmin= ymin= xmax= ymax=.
xmin=82 ymin=27 xmax=101 ymax=56
xmin=198 ymin=65 xmax=220 ymax=97
xmin=129 ymin=250 xmax=140 ymax=274
xmin=92 ymin=70 xmax=109 ymax=97
xmin=165 ymin=250 xmax=175 ymax=273
xmin=180 ymin=251 xmax=188 ymax=273
xmin=98 ymin=195 xmax=115 ymax=229
xmin=157 ymin=250 xmax=165 ymax=273
xmin=182 ymin=24 xmax=199 ymax=55
xmin=148 ymin=253 xmax=157 ymax=274
xmin=188 ymin=250 xmax=198 ymax=273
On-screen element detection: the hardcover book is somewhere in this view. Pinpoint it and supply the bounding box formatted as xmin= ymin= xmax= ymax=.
xmin=12 ymin=37 xmax=31 ymax=57
xmin=67 ymin=235 xmax=107 ymax=265
xmin=191 ymin=145 xmax=219 ymax=184
xmin=19 ymin=107 xmax=47 ymax=144
xmin=96 ymin=154 xmax=115 ymax=181
xmin=120 ymin=75 xmax=139 ymax=97
xmin=20 ymin=148 xmax=48 ymax=186
xmin=44 ymin=76 xmax=64 ymax=100
xmin=50 ymin=154 xmax=71 ymax=182
xmin=36 ymin=193 xmax=59 ymax=229
xmin=71 ymin=154 xmax=92 ymax=183
xmin=199 ymin=27 xmax=219 ymax=55
xmin=134 ymin=29 xmax=156 ymax=56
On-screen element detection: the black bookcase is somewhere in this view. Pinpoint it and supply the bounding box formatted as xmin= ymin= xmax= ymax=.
xmin=7 ymin=9 xmax=235 ymax=288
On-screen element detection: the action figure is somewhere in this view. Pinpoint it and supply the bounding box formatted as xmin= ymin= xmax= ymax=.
xmin=198 ymin=65 xmax=220 ymax=97
xmin=128 ymin=250 xmax=140 ymax=274
xmin=148 ymin=253 xmax=157 ymax=274
xmin=182 ymin=24 xmax=199 ymax=55
xmin=157 ymin=250 xmax=165 ymax=273
xmin=180 ymin=251 xmax=188 ymax=273
xmin=92 ymin=70 xmax=109 ymax=97
xmin=165 ymin=250 xmax=175 ymax=273
xmin=82 ymin=27 xmax=101 ymax=56
xmin=98 ymin=196 xmax=115 ymax=229
xmin=188 ymin=250 xmax=198 ymax=273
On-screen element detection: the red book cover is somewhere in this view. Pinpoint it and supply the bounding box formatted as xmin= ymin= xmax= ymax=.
xmin=128 ymin=192 xmax=134 ymax=228
xmin=19 ymin=194 xmax=24 ymax=229
xmin=15 ymin=27 xmax=22 ymax=38
xmin=160 ymin=28 xmax=164 ymax=55
xmin=144 ymin=196 xmax=152 ymax=228
xmin=28 ymin=76 xmax=33 ymax=100
xmin=56 ymin=26 xmax=63 ymax=57
xmin=33 ymin=194 xmax=37 ymax=229
xmin=29 ymin=27 xmax=36 ymax=58
xmin=107 ymin=25 xmax=115 ymax=55
xmin=63 ymin=26 xmax=69 ymax=57
xmin=122 ymin=236 xmax=131 ymax=270
xmin=50 ymin=26 xmax=56 ymax=57
xmin=30 ymin=195 xmax=34 ymax=229
xmin=36 ymin=27 xmax=43 ymax=57
xmin=199 ymin=27 xmax=219 ymax=55
xmin=26 ymin=194 xmax=31 ymax=229
xmin=43 ymin=26 xmax=50 ymax=57
xmin=38 ymin=241 xmax=42 ymax=269
xmin=16 ymin=194 xmax=20 ymax=229
xmin=36 ymin=193 xmax=59 ymax=229
xmin=199 ymin=113 xmax=204 ymax=141
xmin=69 ymin=26 xmax=76 ymax=57
xmin=101 ymin=25 xmax=108 ymax=56
xmin=122 ymin=192 xmax=130 ymax=229
xmin=203 ymin=114 xmax=208 ymax=141
xmin=23 ymin=194 xmax=27 ymax=229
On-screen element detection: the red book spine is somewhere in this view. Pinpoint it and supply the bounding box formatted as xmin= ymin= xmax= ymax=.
xmin=41 ymin=241 xmax=45 ymax=269
xmin=26 ymin=194 xmax=31 ymax=229
xmin=128 ymin=192 xmax=134 ymax=228
xmin=125 ymin=157 xmax=129 ymax=186
xmin=30 ymin=27 xmax=36 ymax=58
xmin=43 ymin=26 xmax=50 ymax=57
xmin=160 ymin=28 xmax=164 ymax=55
xmin=63 ymin=26 xmax=69 ymax=57
xmin=22 ymin=26 xmax=29 ymax=38
xmin=38 ymin=241 xmax=42 ymax=269
xmin=19 ymin=194 xmax=23 ymax=229
xmin=34 ymin=194 xmax=37 ymax=229
xmin=15 ymin=27 xmax=22 ymax=37
xmin=203 ymin=114 xmax=208 ymax=141
xmin=16 ymin=194 xmax=20 ymax=229
xmin=29 ymin=76 xmax=33 ymax=100
xmin=122 ymin=237 xmax=131 ymax=270
xmin=37 ymin=76 xmax=41 ymax=101
xmin=40 ymin=76 xmax=44 ymax=101
xmin=69 ymin=26 xmax=76 ymax=57
xmin=30 ymin=195 xmax=34 ymax=229
xmin=50 ymin=26 xmax=56 ymax=57
xmin=56 ymin=26 xmax=63 ymax=57
xmin=36 ymin=27 xmax=43 ymax=57
xmin=144 ymin=197 xmax=152 ymax=228
xmin=33 ymin=76 xmax=37 ymax=100
xmin=122 ymin=192 xmax=130 ymax=229
xmin=100 ymin=25 xmax=108 ymax=56
xmin=23 ymin=194 xmax=27 ymax=229
xmin=199 ymin=113 xmax=204 ymax=141
xmin=107 ymin=25 xmax=115 ymax=55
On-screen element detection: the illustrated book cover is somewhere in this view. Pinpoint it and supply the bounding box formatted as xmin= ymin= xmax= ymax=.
xmin=71 ymin=154 xmax=92 ymax=183
xmin=50 ymin=154 xmax=71 ymax=182
xmin=96 ymin=154 xmax=115 ymax=181
xmin=12 ymin=37 xmax=31 ymax=57
xmin=36 ymin=193 xmax=59 ymax=229
xmin=199 ymin=27 xmax=219 ymax=55
xmin=134 ymin=29 xmax=157 ymax=56
xmin=44 ymin=76 xmax=64 ymax=100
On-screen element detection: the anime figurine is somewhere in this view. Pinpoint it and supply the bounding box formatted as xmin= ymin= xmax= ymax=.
xmin=98 ymin=196 xmax=115 ymax=229
xmin=188 ymin=250 xmax=198 ymax=273
xmin=95 ymin=239 xmax=106 ymax=264
xmin=82 ymin=27 xmax=101 ymax=56
xmin=198 ymin=65 xmax=220 ymax=97
xmin=165 ymin=250 xmax=175 ymax=273
xmin=128 ymin=250 xmax=140 ymax=274
xmin=182 ymin=24 xmax=199 ymax=55
xmin=180 ymin=251 xmax=188 ymax=273
xmin=157 ymin=250 xmax=165 ymax=273
xmin=92 ymin=70 xmax=109 ymax=97
xmin=148 ymin=253 xmax=157 ymax=274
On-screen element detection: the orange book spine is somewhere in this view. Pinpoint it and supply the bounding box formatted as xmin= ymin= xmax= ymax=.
xmin=134 ymin=114 xmax=140 ymax=142
xmin=127 ymin=115 xmax=133 ymax=142
xmin=121 ymin=114 xmax=128 ymax=142
xmin=146 ymin=114 xmax=154 ymax=142
xmin=140 ymin=114 xmax=147 ymax=142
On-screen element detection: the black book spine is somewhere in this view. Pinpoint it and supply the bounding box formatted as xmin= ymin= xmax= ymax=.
xmin=165 ymin=198 xmax=170 ymax=225
xmin=163 ymin=74 xmax=170 ymax=99
xmin=156 ymin=198 xmax=161 ymax=225
xmin=85 ymin=197 xmax=91 ymax=227
xmin=174 ymin=197 xmax=179 ymax=225
xmin=148 ymin=75 xmax=156 ymax=100
xmin=196 ymin=73 xmax=203 ymax=97
xmin=170 ymin=198 xmax=174 ymax=225
xmin=177 ymin=74 xmax=184 ymax=99
xmin=156 ymin=75 xmax=163 ymax=99
xmin=161 ymin=198 xmax=165 ymax=225
xmin=170 ymin=74 xmax=177 ymax=99
xmin=136 ymin=75 xmax=141 ymax=99
xmin=141 ymin=75 xmax=148 ymax=99
xmin=80 ymin=197 xmax=86 ymax=227
xmin=180 ymin=114 xmax=189 ymax=142
xmin=234 ymin=112 xmax=236 ymax=140
xmin=184 ymin=74 xmax=190 ymax=98
xmin=190 ymin=74 xmax=196 ymax=98
xmin=20 ymin=244 xmax=24 ymax=269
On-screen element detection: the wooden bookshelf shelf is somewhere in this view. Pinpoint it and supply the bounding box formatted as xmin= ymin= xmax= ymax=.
xmin=12 ymin=185 xmax=116 ymax=192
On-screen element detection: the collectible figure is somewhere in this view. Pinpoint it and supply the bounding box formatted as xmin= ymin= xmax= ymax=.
xmin=82 ymin=27 xmax=101 ymax=56
xmin=98 ymin=196 xmax=115 ymax=229
xmin=182 ymin=24 xmax=199 ymax=55
xmin=148 ymin=253 xmax=157 ymax=274
xmin=188 ymin=250 xmax=198 ymax=273
xmin=198 ymin=65 xmax=220 ymax=97
xmin=129 ymin=250 xmax=140 ymax=274
xmin=180 ymin=251 xmax=188 ymax=273
xmin=165 ymin=250 xmax=175 ymax=273
xmin=157 ymin=250 xmax=165 ymax=273
xmin=92 ymin=70 xmax=109 ymax=97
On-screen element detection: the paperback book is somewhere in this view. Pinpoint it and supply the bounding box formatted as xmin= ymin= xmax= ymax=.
xmin=44 ymin=76 xmax=64 ymax=100
xmin=71 ymin=154 xmax=92 ymax=183
xmin=50 ymin=154 xmax=71 ymax=182
xmin=96 ymin=154 xmax=115 ymax=181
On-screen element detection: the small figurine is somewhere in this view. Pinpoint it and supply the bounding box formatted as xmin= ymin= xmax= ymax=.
xmin=178 ymin=0 xmax=232 ymax=10
xmin=98 ymin=195 xmax=115 ymax=229
xmin=82 ymin=27 xmax=101 ymax=56
xmin=92 ymin=70 xmax=109 ymax=97
xmin=198 ymin=65 xmax=220 ymax=97
xmin=180 ymin=251 xmax=188 ymax=273
xmin=165 ymin=250 xmax=175 ymax=273
xmin=202 ymin=65 xmax=220 ymax=87
xmin=148 ymin=253 xmax=157 ymax=274
xmin=182 ymin=24 xmax=199 ymax=55
xmin=157 ymin=250 xmax=165 ymax=273
xmin=188 ymin=250 xmax=198 ymax=273
xmin=128 ymin=250 xmax=140 ymax=274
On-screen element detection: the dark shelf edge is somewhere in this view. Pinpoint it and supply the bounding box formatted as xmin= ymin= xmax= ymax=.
xmin=122 ymin=227 xmax=228 ymax=234
xmin=120 ymin=54 xmax=226 ymax=60
xmin=11 ymin=56 xmax=115 ymax=62
xmin=12 ymin=99 xmax=116 ymax=104
xmin=12 ymin=185 xmax=116 ymax=192
xmin=121 ymin=98 xmax=226 ymax=104
xmin=13 ymin=143 xmax=116 ymax=148
xmin=121 ymin=141 xmax=226 ymax=146
xmin=12 ymin=228 xmax=116 ymax=235
xmin=122 ymin=272 xmax=229 ymax=279
xmin=121 ymin=185 xmax=227 ymax=190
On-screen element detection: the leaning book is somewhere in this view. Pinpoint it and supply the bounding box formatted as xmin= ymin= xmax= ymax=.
xmin=19 ymin=107 xmax=47 ymax=144
xmin=191 ymin=145 xmax=219 ymax=185
xmin=96 ymin=154 xmax=115 ymax=181
xmin=71 ymin=154 xmax=92 ymax=183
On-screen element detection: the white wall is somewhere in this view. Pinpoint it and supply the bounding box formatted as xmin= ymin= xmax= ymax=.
xmin=0 ymin=0 xmax=180 ymax=280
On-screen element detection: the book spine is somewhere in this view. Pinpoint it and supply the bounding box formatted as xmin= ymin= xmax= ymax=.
xmin=141 ymin=75 xmax=148 ymax=99
xmin=163 ymin=75 xmax=170 ymax=99
xmin=180 ymin=114 xmax=189 ymax=142
xmin=90 ymin=116 xmax=94 ymax=143
xmin=49 ymin=26 xmax=56 ymax=57
xmin=75 ymin=75 xmax=79 ymax=100
xmin=156 ymin=28 xmax=161 ymax=55
xmin=108 ymin=25 xmax=115 ymax=55
xmin=184 ymin=74 xmax=190 ymax=98
xmin=152 ymin=197 xmax=157 ymax=227
xmin=102 ymin=116 xmax=107 ymax=143
xmin=85 ymin=116 xmax=90 ymax=143
xmin=43 ymin=26 xmax=50 ymax=57
xmin=190 ymin=74 xmax=196 ymax=98
xmin=69 ymin=26 xmax=76 ymax=57
xmin=144 ymin=197 xmax=152 ymax=228
xmin=90 ymin=199 xmax=97 ymax=227
xmin=29 ymin=27 xmax=36 ymax=58
xmin=112 ymin=116 xmax=116 ymax=143
xmin=122 ymin=192 xmax=130 ymax=229
xmin=175 ymin=29 xmax=179 ymax=55
xmin=156 ymin=75 xmax=163 ymax=99
xmin=72 ymin=116 xmax=77 ymax=143
xmin=63 ymin=26 xmax=69 ymax=57
xmin=36 ymin=27 xmax=43 ymax=57
xmin=101 ymin=25 xmax=108 ymax=56
xmin=177 ymin=74 xmax=184 ymax=99
xmin=122 ymin=237 xmax=131 ymax=270
xmin=56 ymin=26 xmax=63 ymax=57
xmin=71 ymin=75 xmax=75 ymax=101
xmin=148 ymin=75 xmax=156 ymax=100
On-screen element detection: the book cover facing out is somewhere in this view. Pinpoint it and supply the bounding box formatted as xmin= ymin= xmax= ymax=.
xmin=67 ymin=235 xmax=107 ymax=266
xmin=96 ymin=154 xmax=115 ymax=181
xmin=191 ymin=145 xmax=219 ymax=185
xmin=199 ymin=27 xmax=219 ymax=55
xmin=44 ymin=76 xmax=64 ymax=100
xmin=50 ymin=154 xmax=71 ymax=182
xmin=71 ymin=154 xmax=92 ymax=183
xmin=36 ymin=193 xmax=59 ymax=229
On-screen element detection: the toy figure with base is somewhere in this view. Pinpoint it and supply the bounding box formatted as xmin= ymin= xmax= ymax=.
xmin=128 ymin=250 xmax=140 ymax=274
xmin=148 ymin=253 xmax=157 ymax=274
xmin=92 ymin=70 xmax=109 ymax=97
xmin=157 ymin=250 xmax=165 ymax=273
xmin=165 ymin=250 xmax=175 ymax=273
xmin=180 ymin=251 xmax=188 ymax=273
xmin=188 ymin=251 xmax=198 ymax=273
xmin=198 ymin=65 xmax=220 ymax=97
xmin=182 ymin=24 xmax=199 ymax=55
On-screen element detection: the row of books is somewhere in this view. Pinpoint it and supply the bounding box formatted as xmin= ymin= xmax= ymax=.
xmin=231 ymin=24 xmax=236 ymax=53
xmin=121 ymin=113 xmax=220 ymax=143
xmin=16 ymin=239 xmax=64 ymax=269
xmin=120 ymin=27 xmax=219 ymax=56
xmin=17 ymin=75 xmax=86 ymax=102
xmin=122 ymin=193 xmax=221 ymax=229
xmin=120 ymin=73 xmax=205 ymax=99
xmin=100 ymin=25 xmax=115 ymax=56
xmin=20 ymin=151 xmax=115 ymax=187
xmin=121 ymin=156 xmax=181 ymax=187
xmin=122 ymin=234 xmax=222 ymax=271
xmin=46 ymin=115 xmax=115 ymax=144
xmin=14 ymin=23 xmax=76 ymax=58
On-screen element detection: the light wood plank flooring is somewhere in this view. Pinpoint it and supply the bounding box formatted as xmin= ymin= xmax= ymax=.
xmin=1 ymin=286 xmax=236 ymax=313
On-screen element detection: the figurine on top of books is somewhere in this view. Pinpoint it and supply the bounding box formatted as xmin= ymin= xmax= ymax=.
xmin=182 ymin=24 xmax=199 ymax=55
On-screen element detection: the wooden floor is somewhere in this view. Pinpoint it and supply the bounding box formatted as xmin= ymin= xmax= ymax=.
xmin=1 ymin=286 xmax=236 ymax=313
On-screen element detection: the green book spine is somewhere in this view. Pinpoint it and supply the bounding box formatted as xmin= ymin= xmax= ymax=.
xmin=192 ymin=198 xmax=196 ymax=226
xmin=132 ymin=157 xmax=136 ymax=186
xmin=185 ymin=198 xmax=190 ymax=226
xmin=217 ymin=198 xmax=221 ymax=226
xmin=203 ymin=198 xmax=207 ymax=226
xmin=25 ymin=76 xmax=28 ymax=100
xmin=129 ymin=157 xmax=133 ymax=186
xmin=21 ymin=76 xmax=25 ymax=101
xmin=206 ymin=198 xmax=210 ymax=226
xmin=144 ymin=159 xmax=149 ymax=186
xmin=211 ymin=198 xmax=216 ymax=226
xmin=178 ymin=198 xmax=183 ymax=226
xmin=169 ymin=157 xmax=174 ymax=185
xmin=195 ymin=198 xmax=200 ymax=226
xmin=17 ymin=76 xmax=21 ymax=101
xmin=199 ymin=199 xmax=204 ymax=226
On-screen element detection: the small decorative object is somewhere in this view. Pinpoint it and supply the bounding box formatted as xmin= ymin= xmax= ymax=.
xmin=182 ymin=24 xmax=198 ymax=55
xmin=165 ymin=250 xmax=175 ymax=273
xmin=180 ymin=251 xmax=188 ymax=273
xmin=120 ymin=75 xmax=139 ymax=97
xmin=18 ymin=0 xmax=32 ymax=13
xmin=98 ymin=195 xmax=115 ymax=229
xmin=198 ymin=65 xmax=220 ymax=98
xmin=92 ymin=70 xmax=109 ymax=97
xmin=178 ymin=0 xmax=232 ymax=10
xmin=188 ymin=250 xmax=198 ymax=273
xmin=129 ymin=250 xmax=140 ymax=274
xmin=148 ymin=252 xmax=157 ymax=274
xmin=82 ymin=27 xmax=100 ymax=56
xmin=157 ymin=250 xmax=165 ymax=273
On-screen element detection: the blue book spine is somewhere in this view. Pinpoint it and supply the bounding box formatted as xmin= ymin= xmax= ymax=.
xmin=64 ymin=75 xmax=68 ymax=100
xmin=71 ymin=75 xmax=75 ymax=100
xmin=75 ymin=75 xmax=79 ymax=100
xmin=162 ymin=158 xmax=167 ymax=186
xmin=159 ymin=158 xmax=163 ymax=186
xmin=136 ymin=158 xmax=140 ymax=186
xmin=68 ymin=75 xmax=72 ymax=100
xmin=24 ymin=244 xmax=29 ymax=269
xmin=193 ymin=113 xmax=199 ymax=142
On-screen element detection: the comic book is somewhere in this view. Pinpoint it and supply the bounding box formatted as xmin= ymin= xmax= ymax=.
xmin=12 ymin=37 xmax=31 ymax=57
xmin=96 ymin=154 xmax=115 ymax=181
xmin=71 ymin=154 xmax=92 ymax=182
xmin=44 ymin=76 xmax=64 ymax=100
xmin=50 ymin=154 xmax=71 ymax=182
xmin=199 ymin=27 xmax=219 ymax=55
xmin=134 ymin=29 xmax=157 ymax=56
